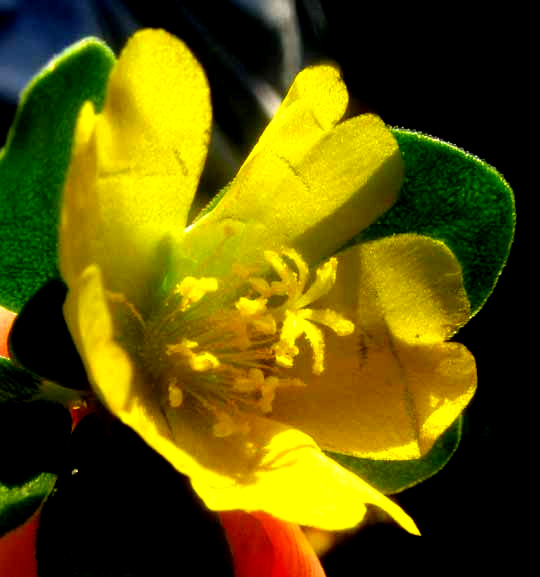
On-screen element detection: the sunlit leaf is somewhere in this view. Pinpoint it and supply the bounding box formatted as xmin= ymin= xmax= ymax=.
xmin=0 ymin=39 xmax=114 ymax=312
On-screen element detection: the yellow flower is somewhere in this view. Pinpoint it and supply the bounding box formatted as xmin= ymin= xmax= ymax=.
xmin=59 ymin=29 xmax=475 ymax=534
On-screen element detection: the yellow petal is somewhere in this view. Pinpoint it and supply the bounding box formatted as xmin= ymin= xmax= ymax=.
xmin=189 ymin=420 xmax=419 ymax=534
xmin=119 ymin=396 xmax=419 ymax=533
xmin=60 ymin=101 xmax=100 ymax=294
xmin=183 ymin=74 xmax=402 ymax=270
xmin=63 ymin=264 xmax=133 ymax=412
xmin=60 ymin=29 xmax=211 ymax=309
xmin=242 ymin=63 xmax=349 ymax=167
xmin=271 ymin=234 xmax=477 ymax=459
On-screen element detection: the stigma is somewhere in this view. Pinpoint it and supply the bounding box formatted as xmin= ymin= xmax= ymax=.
xmin=143 ymin=248 xmax=354 ymax=437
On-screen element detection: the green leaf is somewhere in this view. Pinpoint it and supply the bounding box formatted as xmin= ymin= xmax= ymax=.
xmin=0 ymin=401 xmax=71 ymax=536
xmin=357 ymin=130 xmax=515 ymax=314
xmin=0 ymin=38 xmax=115 ymax=313
xmin=326 ymin=416 xmax=462 ymax=495
xmin=0 ymin=357 xmax=40 ymax=402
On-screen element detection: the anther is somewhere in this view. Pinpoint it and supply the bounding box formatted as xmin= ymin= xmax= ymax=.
xmin=175 ymin=276 xmax=218 ymax=311
xmin=168 ymin=381 xmax=184 ymax=408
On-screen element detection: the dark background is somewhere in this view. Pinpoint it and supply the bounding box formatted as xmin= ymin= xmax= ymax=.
xmin=1 ymin=1 xmax=527 ymax=574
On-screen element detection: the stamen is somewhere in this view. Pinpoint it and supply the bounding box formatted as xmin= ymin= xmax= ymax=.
xmin=167 ymin=339 xmax=220 ymax=371
xmin=264 ymin=250 xmax=292 ymax=283
xmin=212 ymin=411 xmax=235 ymax=437
xmin=259 ymin=376 xmax=279 ymax=413
xmin=294 ymin=257 xmax=337 ymax=309
xmin=150 ymin=246 xmax=354 ymax=438
xmin=282 ymin=249 xmax=309 ymax=294
xmin=106 ymin=290 xmax=145 ymax=327
xmin=273 ymin=341 xmax=300 ymax=369
xmin=258 ymin=252 xmax=354 ymax=374
xmin=168 ymin=380 xmax=184 ymax=408
xmin=234 ymin=368 xmax=265 ymax=392
xmin=167 ymin=339 xmax=197 ymax=356
xmin=301 ymin=308 xmax=355 ymax=336
xmin=235 ymin=296 xmax=267 ymax=316
xmin=300 ymin=320 xmax=325 ymax=374
xmin=190 ymin=351 xmax=220 ymax=372
xmin=235 ymin=297 xmax=277 ymax=335
xmin=212 ymin=409 xmax=250 ymax=437
xmin=175 ymin=276 xmax=218 ymax=311
xmin=248 ymin=277 xmax=272 ymax=297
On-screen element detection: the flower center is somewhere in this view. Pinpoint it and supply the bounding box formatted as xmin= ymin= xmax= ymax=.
xmin=141 ymin=249 xmax=354 ymax=437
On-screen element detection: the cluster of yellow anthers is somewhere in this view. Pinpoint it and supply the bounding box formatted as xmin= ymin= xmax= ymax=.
xmin=153 ymin=249 xmax=354 ymax=438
